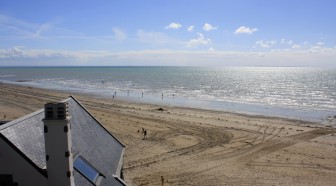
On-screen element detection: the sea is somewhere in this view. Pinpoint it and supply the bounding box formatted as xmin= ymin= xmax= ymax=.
xmin=0 ymin=66 xmax=335 ymax=123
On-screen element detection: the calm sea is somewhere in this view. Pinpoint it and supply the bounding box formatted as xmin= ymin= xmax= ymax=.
xmin=0 ymin=66 xmax=335 ymax=123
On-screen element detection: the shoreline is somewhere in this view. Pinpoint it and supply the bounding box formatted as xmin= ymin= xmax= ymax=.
xmin=1 ymin=82 xmax=327 ymax=126
xmin=3 ymin=80 xmax=335 ymax=124
xmin=1 ymin=83 xmax=336 ymax=185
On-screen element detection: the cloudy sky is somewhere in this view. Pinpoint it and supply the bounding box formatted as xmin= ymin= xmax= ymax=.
xmin=0 ymin=0 xmax=336 ymax=66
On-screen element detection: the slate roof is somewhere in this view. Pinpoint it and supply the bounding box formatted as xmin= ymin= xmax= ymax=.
xmin=0 ymin=96 xmax=126 ymax=186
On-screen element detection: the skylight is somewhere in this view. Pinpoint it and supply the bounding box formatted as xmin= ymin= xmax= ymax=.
xmin=74 ymin=155 xmax=101 ymax=184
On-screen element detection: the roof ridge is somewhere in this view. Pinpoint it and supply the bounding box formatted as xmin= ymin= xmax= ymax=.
xmin=69 ymin=95 xmax=125 ymax=147
xmin=0 ymin=97 xmax=74 ymax=132
xmin=0 ymin=109 xmax=44 ymax=131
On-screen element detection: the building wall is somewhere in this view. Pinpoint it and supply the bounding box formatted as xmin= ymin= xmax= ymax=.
xmin=44 ymin=119 xmax=74 ymax=186
xmin=0 ymin=138 xmax=47 ymax=186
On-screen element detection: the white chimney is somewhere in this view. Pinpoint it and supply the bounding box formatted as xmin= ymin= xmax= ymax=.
xmin=43 ymin=102 xmax=74 ymax=186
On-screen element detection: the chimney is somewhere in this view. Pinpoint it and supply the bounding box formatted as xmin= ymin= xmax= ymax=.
xmin=43 ymin=102 xmax=74 ymax=186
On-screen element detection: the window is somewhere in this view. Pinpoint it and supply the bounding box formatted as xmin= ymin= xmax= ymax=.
xmin=74 ymin=155 xmax=102 ymax=184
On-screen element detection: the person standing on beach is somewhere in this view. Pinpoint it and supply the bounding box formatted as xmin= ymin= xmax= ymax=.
xmin=143 ymin=129 xmax=147 ymax=140
xmin=161 ymin=176 xmax=165 ymax=186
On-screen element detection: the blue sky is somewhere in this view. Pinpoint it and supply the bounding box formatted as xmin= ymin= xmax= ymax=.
xmin=0 ymin=0 xmax=336 ymax=66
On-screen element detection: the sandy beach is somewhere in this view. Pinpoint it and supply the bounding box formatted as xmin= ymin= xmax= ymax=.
xmin=1 ymin=83 xmax=336 ymax=185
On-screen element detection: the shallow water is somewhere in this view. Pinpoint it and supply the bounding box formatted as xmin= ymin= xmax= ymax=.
xmin=1 ymin=66 xmax=335 ymax=123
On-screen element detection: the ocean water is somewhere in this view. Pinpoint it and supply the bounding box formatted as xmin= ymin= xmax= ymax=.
xmin=0 ymin=66 xmax=335 ymax=123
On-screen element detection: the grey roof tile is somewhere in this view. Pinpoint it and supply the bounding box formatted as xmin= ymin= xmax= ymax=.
xmin=0 ymin=110 xmax=46 ymax=168
xmin=74 ymin=170 xmax=94 ymax=186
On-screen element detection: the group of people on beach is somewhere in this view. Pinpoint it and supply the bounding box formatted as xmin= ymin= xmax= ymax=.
xmin=111 ymin=90 xmax=176 ymax=101
xmin=138 ymin=127 xmax=147 ymax=140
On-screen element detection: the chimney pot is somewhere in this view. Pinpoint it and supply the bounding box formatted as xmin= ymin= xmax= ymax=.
xmin=44 ymin=102 xmax=69 ymax=120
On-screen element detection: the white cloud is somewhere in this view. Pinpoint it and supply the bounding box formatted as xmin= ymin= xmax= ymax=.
xmin=34 ymin=22 xmax=53 ymax=37
xmin=0 ymin=47 xmax=25 ymax=58
xmin=2 ymin=47 xmax=336 ymax=67
xmin=187 ymin=25 xmax=194 ymax=32
xmin=112 ymin=27 xmax=127 ymax=41
xmin=0 ymin=14 xmax=38 ymax=37
xmin=256 ymin=40 xmax=269 ymax=48
xmin=137 ymin=30 xmax=179 ymax=45
xmin=235 ymin=26 xmax=257 ymax=34
xmin=255 ymin=40 xmax=277 ymax=48
xmin=310 ymin=45 xmax=323 ymax=52
xmin=203 ymin=23 xmax=217 ymax=31
xmin=292 ymin=44 xmax=301 ymax=49
xmin=280 ymin=39 xmax=293 ymax=45
xmin=316 ymin=42 xmax=324 ymax=45
xmin=186 ymin=33 xmax=212 ymax=48
xmin=208 ymin=47 xmax=215 ymax=51
xmin=0 ymin=14 xmax=87 ymax=40
xmin=165 ymin=22 xmax=182 ymax=29
xmin=0 ymin=14 xmax=49 ymax=38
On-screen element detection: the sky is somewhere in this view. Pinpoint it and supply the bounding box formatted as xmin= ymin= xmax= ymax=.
xmin=0 ymin=0 xmax=336 ymax=66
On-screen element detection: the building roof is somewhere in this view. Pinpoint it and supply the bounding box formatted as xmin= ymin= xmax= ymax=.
xmin=0 ymin=96 xmax=126 ymax=186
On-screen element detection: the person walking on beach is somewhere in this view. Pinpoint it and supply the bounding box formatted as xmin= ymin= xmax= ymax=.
xmin=161 ymin=176 xmax=165 ymax=186
xmin=143 ymin=129 xmax=147 ymax=140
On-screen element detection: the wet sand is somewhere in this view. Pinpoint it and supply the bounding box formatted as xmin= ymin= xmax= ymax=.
xmin=1 ymin=83 xmax=336 ymax=185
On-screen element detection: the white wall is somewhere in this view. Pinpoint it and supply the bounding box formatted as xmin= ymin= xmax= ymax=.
xmin=0 ymin=138 xmax=47 ymax=186
xmin=44 ymin=119 xmax=74 ymax=186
